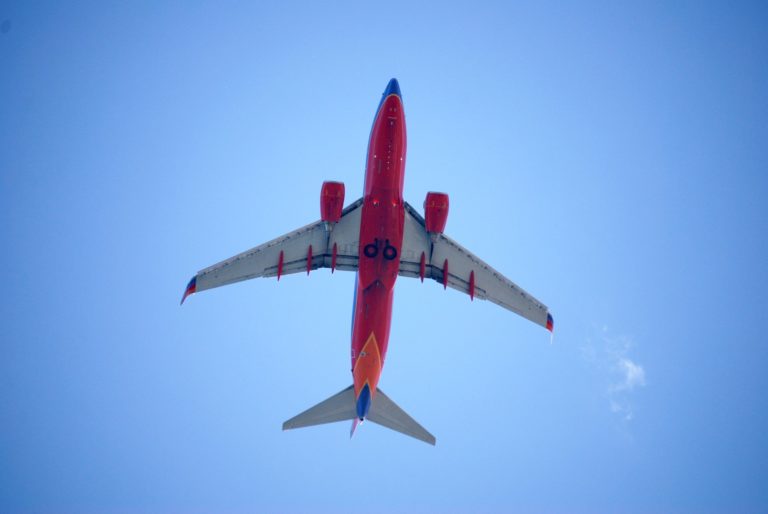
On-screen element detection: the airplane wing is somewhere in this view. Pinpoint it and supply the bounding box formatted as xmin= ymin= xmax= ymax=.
xmin=398 ymin=202 xmax=553 ymax=331
xmin=181 ymin=198 xmax=363 ymax=303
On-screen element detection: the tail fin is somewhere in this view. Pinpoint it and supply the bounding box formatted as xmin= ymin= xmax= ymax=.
xmin=350 ymin=417 xmax=361 ymax=439
xmin=282 ymin=385 xmax=436 ymax=446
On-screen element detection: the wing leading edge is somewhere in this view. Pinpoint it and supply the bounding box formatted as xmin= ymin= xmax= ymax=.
xmin=181 ymin=199 xmax=363 ymax=303
xmin=399 ymin=202 xmax=553 ymax=331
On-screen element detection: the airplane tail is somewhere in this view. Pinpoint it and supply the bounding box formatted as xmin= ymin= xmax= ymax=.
xmin=350 ymin=417 xmax=361 ymax=439
xmin=282 ymin=385 xmax=436 ymax=445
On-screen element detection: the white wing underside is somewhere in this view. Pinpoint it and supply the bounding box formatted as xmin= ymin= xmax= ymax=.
xmin=192 ymin=199 xmax=363 ymax=294
xmin=399 ymin=202 xmax=551 ymax=330
xmin=187 ymin=198 xmax=551 ymax=331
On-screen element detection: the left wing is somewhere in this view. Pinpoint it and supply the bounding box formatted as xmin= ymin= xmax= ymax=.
xmin=398 ymin=202 xmax=553 ymax=331
xmin=181 ymin=199 xmax=363 ymax=303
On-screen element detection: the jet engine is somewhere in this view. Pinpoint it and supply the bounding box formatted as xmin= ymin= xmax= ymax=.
xmin=320 ymin=181 xmax=345 ymax=223
xmin=424 ymin=192 xmax=449 ymax=234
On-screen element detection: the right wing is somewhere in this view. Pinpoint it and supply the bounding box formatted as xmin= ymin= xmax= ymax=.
xmin=181 ymin=198 xmax=363 ymax=303
xmin=399 ymin=202 xmax=553 ymax=331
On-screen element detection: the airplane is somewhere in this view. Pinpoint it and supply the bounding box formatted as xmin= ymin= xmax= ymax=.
xmin=181 ymin=78 xmax=553 ymax=445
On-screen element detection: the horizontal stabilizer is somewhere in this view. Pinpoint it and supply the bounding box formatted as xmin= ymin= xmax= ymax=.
xmin=282 ymin=385 xmax=436 ymax=446
xmin=368 ymin=388 xmax=436 ymax=445
xmin=282 ymin=385 xmax=356 ymax=430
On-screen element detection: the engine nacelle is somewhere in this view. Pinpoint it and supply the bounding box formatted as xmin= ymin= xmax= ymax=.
xmin=320 ymin=181 xmax=345 ymax=223
xmin=424 ymin=192 xmax=449 ymax=234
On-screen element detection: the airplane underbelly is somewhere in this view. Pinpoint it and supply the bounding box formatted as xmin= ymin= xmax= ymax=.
xmin=357 ymin=199 xmax=404 ymax=289
xmin=351 ymin=282 xmax=390 ymax=397
xmin=349 ymin=182 xmax=404 ymax=390
xmin=350 ymin=91 xmax=407 ymax=398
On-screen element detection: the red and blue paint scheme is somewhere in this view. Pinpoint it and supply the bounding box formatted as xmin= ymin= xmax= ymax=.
xmin=351 ymin=79 xmax=406 ymax=421
xmin=181 ymin=79 xmax=553 ymax=445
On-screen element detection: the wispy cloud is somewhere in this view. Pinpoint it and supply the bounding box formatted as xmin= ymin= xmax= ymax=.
xmin=613 ymin=357 xmax=646 ymax=392
xmin=583 ymin=326 xmax=646 ymax=422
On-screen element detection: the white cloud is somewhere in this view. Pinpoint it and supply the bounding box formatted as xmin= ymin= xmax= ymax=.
xmin=610 ymin=399 xmax=634 ymax=421
xmin=616 ymin=357 xmax=646 ymax=391
xmin=583 ymin=326 xmax=646 ymax=422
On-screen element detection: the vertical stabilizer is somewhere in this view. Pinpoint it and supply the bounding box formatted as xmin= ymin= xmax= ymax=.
xmin=350 ymin=417 xmax=361 ymax=439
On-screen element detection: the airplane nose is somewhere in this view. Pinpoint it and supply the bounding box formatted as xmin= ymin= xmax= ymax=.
xmin=383 ymin=78 xmax=401 ymax=99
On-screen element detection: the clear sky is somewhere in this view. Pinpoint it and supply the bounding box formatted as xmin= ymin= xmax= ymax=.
xmin=2 ymin=2 xmax=767 ymax=513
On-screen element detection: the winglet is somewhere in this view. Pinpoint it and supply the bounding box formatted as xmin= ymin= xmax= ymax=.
xmin=546 ymin=313 xmax=554 ymax=332
xmin=180 ymin=276 xmax=197 ymax=305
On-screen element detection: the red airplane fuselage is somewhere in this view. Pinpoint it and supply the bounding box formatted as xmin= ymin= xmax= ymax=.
xmin=351 ymin=81 xmax=406 ymax=419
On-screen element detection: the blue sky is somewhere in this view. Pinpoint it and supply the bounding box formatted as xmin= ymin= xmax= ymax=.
xmin=1 ymin=2 xmax=767 ymax=513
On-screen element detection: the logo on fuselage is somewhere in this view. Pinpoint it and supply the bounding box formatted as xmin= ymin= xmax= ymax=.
xmin=363 ymin=238 xmax=398 ymax=260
